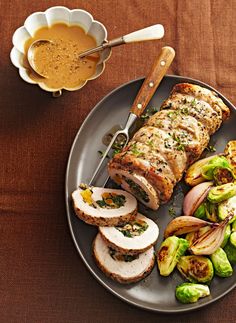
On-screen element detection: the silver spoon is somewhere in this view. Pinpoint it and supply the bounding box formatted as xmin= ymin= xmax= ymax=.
xmin=27 ymin=39 xmax=53 ymax=78
xmin=78 ymin=24 xmax=164 ymax=58
xmin=27 ymin=24 xmax=164 ymax=77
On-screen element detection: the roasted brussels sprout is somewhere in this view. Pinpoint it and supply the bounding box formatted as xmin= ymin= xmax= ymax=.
xmin=230 ymin=231 xmax=236 ymax=248
xmin=224 ymin=140 xmax=236 ymax=176
xmin=202 ymin=156 xmax=231 ymax=180
xmin=205 ymin=202 xmax=218 ymax=222
xmin=218 ymin=195 xmax=236 ymax=223
xmin=207 ymin=183 xmax=236 ymax=204
xmin=194 ymin=203 xmax=207 ymax=220
xmin=213 ymin=167 xmax=235 ymax=185
xmin=221 ymin=224 xmax=231 ymax=248
xmin=177 ymin=255 xmax=214 ymax=284
xmin=175 ymin=282 xmax=210 ymax=304
xmin=224 ymin=239 xmax=236 ymax=264
xmin=157 ymin=236 xmax=189 ymax=276
xmin=232 ymin=219 xmax=236 ymax=232
xmin=210 ymin=248 xmax=233 ymax=277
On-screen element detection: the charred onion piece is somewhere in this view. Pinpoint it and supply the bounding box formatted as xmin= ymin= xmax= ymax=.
xmin=183 ymin=182 xmax=213 ymax=216
xmin=190 ymin=215 xmax=233 ymax=255
xmin=164 ymin=216 xmax=217 ymax=238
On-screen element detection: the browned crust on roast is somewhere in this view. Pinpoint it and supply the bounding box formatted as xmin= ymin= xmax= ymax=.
xmin=171 ymin=83 xmax=230 ymax=121
xmin=98 ymin=228 xmax=158 ymax=255
xmin=92 ymin=237 xmax=155 ymax=284
xmin=73 ymin=200 xmax=137 ymax=226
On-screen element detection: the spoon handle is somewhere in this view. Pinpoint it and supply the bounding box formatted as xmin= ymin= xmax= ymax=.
xmin=79 ymin=24 xmax=164 ymax=58
xmin=130 ymin=46 xmax=175 ymax=117
xmin=123 ymin=24 xmax=164 ymax=43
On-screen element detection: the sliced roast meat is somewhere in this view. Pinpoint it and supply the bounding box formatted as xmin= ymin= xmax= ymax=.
xmin=108 ymin=166 xmax=160 ymax=210
xmin=108 ymin=83 xmax=230 ymax=210
xmin=93 ymin=233 xmax=155 ymax=284
xmin=72 ymin=187 xmax=137 ymax=226
xmin=99 ymin=213 xmax=159 ymax=255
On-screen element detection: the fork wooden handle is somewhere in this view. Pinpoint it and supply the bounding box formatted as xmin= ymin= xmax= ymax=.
xmin=130 ymin=46 xmax=175 ymax=116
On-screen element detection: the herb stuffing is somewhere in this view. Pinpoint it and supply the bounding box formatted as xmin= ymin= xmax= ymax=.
xmin=96 ymin=192 xmax=126 ymax=209
xmin=116 ymin=219 xmax=149 ymax=238
xmin=125 ymin=178 xmax=150 ymax=202
xmin=109 ymin=248 xmax=139 ymax=262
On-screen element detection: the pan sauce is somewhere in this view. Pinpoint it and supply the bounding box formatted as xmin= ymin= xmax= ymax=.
xmin=24 ymin=23 xmax=99 ymax=89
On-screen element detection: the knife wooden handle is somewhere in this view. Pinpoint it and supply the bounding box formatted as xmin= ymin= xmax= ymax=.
xmin=130 ymin=46 xmax=175 ymax=116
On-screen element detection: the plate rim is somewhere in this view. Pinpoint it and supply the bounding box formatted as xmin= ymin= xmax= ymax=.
xmin=65 ymin=74 xmax=236 ymax=313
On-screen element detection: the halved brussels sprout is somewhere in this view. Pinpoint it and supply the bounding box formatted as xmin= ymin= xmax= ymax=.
xmin=202 ymin=156 xmax=231 ymax=180
xmin=221 ymin=224 xmax=231 ymax=248
xmin=194 ymin=203 xmax=207 ymax=220
xmin=224 ymin=239 xmax=236 ymax=264
xmin=157 ymin=236 xmax=189 ymax=276
xmin=224 ymin=140 xmax=236 ymax=176
xmin=175 ymin=282 xmax=210 ymax=304
xmin=230 ymin=231 xmax=236 ymax=248
xmin=210 ymin=248 xmax=233 ymax=277
xmin=177 ymin=255 xmax=214 ymax=284
xmin=213 ymin=167 xmax=235 ymax=185
xmin=218 ymin=195 xmax=236 ymax=223
xmin=232 ymin=219 xmax=236 ymax=232
xmin=208 ymin=183 xmax=236 ymax=204
xmin=205 ymin=202 xmax=218 ymax=222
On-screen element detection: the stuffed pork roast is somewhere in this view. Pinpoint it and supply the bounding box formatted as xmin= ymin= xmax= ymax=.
xmin=99 ymin=213 xmax=159 ymax=255
xmin=108 ymin=83 xmax=230 ymax=210
xmin=93 ymin=233 xmax=155 ymax=283
xmin=72 ymin=187 xmax=137 ymax=226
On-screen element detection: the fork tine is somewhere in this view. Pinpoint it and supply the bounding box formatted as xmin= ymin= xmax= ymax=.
xmin=102 ymin=135 xmax=130 ymax=188
xmin=89 ymin=130 xmax=128 ymax=186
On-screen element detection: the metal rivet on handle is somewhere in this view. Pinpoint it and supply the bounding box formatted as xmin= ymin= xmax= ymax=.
xmin=149 ymin=82 xmax=154 ymax=88
xmin=137 ymin=103 xmax=142 ymax=109
xmin=160 ymin=60 xmax=166 ymax=66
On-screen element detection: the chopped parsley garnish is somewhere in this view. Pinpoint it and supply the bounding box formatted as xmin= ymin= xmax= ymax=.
xmin=147 ymin=139 xmax=154 ymax=147
xmin=206 ymin=144 xmax=216 ymax=152
xmin=167 ymin=111 xmax=179 ymax=120
xmin=140 ymin=106 xmax=159 ymax=121
xmin=168 ymin=207 xmax=176 ymax=217
xmin=172 ymin=133 xmax=186 ymax=151
xmin=130 ymin=143 xmax=144 ymax=157
xmin=191 ymin=98 xmax=197 ymax=107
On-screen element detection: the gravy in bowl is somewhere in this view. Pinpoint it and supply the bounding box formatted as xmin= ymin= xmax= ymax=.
xmin=24 ymin=23 xmax=99 ymax=89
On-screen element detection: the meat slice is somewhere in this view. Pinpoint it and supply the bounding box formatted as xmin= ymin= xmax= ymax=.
xmin=147 ymin=110 xmax=210 ymax=163
xmin=93 ymin=233 xmax=155 ymax=284
xmin=108 ymin=83 xmax=230 ymax=210
xmin=99 ymin=213 xmax=159 ymax=255
xmin=72 ymin=187 xmax=137 ymax=226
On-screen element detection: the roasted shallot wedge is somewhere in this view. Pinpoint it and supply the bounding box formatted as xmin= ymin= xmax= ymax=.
xmin=93 ymin=233 xmax=155 ymax=284
xmin=99 ymin=213 xmax=159 ymax=255
xmin=190 ymin=215 xmax=233 ymax=255
xmin=183 ymin=181 xmax=213 ymax=216
xmin=164 ymin=216 xmax=217 ymax=239
xmin=72 ymin=186 xmax=137 ymax=226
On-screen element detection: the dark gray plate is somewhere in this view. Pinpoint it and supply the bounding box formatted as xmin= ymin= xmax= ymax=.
xmin=65 ymin=75 xmax=236 ymax=313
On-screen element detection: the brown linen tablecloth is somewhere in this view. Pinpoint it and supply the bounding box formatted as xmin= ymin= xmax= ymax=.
xmin=1 ymin=0 xmax=236 ymax=322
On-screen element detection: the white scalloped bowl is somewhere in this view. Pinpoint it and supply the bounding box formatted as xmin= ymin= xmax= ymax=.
xmin=10 ymin=6 xmax=111 ymax=96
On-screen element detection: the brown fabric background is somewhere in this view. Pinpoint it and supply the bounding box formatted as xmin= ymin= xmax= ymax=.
xmin=1 ymin=0 xmax=236 ymax=322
